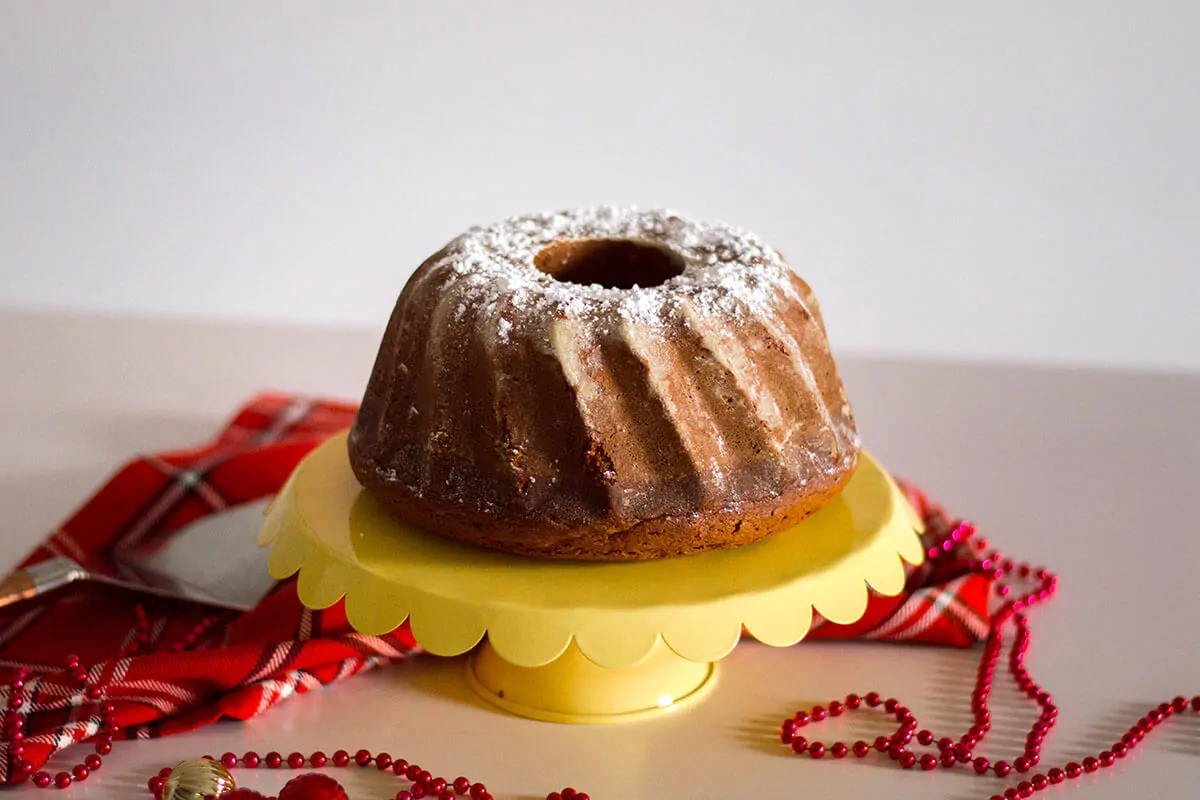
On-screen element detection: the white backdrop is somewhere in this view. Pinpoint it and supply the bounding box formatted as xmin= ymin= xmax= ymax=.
xmin=2 ymin=2 xmax=1197 ymax=372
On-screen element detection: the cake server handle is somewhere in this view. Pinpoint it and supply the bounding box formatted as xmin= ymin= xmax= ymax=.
xmin=0 ymin=557 xmax=90 ymax=610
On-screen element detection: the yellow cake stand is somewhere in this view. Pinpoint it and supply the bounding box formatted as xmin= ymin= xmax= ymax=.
xmin=259 ymin=432 xmax=924 ymax=724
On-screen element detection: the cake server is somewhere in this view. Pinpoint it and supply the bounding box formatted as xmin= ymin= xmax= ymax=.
xmin=0 ymin=498 xmax=277 ymax=612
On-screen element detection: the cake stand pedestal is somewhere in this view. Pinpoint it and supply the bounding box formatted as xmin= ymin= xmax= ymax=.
xmin=259 ymin=433 xmax=924 ymax=724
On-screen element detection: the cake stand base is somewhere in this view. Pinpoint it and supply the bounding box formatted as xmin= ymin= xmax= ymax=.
xmin=466 ymin=640 xmax=717 ymax=724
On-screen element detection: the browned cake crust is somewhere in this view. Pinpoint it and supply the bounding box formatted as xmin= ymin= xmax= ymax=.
xmin=348 ymin=207 xmax=860 ymax=561
xmin=350 ymin=452 xmax=853 ymax=560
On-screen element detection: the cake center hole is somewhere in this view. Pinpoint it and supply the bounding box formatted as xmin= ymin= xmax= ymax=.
xmin=533 ymin=239 xmax=685 ymax=290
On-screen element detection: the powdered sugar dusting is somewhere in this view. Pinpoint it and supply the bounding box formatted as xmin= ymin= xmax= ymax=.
xmin=438 ymin=207 xmax=793 ymax=333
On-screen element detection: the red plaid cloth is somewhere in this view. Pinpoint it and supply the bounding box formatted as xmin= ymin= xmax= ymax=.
xmin=0 ymin=394 xmax=994 ymax=782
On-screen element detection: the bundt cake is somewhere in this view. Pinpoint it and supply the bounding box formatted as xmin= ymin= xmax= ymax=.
xmin=348 ymin=207 xmax=859 ymax=560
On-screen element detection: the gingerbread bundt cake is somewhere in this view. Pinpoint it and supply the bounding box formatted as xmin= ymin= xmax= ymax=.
xmin=348 ymin=207 xmax=859 ymax=560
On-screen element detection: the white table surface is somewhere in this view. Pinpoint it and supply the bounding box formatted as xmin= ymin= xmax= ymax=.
xmin=1 ymin=308 xmax=1197 ymax=800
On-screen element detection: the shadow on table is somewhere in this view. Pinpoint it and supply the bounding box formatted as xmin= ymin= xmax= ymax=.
xmin=389 ymin=652 xmax=494 ymax=714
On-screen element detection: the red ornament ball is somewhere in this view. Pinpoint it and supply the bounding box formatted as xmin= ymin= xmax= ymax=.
xmin=279 ymin=773 xmax=349 ymax=800
xmin=224 ymin=790 xmax=270 ymax=800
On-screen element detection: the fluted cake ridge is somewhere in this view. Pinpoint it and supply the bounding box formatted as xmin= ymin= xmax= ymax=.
xmin=349 ymin=207 xmax=859 ymax=560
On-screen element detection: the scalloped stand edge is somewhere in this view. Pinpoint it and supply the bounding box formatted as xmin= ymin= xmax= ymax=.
xmin=257 ymin=435 xmax=925 ymax=724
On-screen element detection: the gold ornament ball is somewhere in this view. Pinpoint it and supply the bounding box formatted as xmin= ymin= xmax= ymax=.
xmin=161 ymin=759 xmax=237 ymax=800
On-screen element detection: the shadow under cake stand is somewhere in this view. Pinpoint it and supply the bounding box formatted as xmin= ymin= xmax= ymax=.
xmin=259 ymin=432 xmax=924 ymax=724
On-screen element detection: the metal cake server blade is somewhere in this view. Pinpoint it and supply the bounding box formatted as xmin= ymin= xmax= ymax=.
xmin=0 ymin=498 xmax=276 ymax=612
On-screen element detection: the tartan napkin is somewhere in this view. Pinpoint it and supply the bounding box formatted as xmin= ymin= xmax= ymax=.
xmin=0 ymin=393 xmax=994 ymax=782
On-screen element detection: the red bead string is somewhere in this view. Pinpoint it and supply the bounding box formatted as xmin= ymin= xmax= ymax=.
xmin=12 ymin=604 xmax=227 ymax=790
xmin=142 ymin=752 xmax=590 ymax=800
xmin=14 ymin=655 xmax=117 ymax=790
xmin=779 ymin=520 xmax=1200 ymax=800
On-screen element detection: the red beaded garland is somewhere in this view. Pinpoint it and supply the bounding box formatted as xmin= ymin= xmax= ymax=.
xmin=775 ymin=519 xmax=1200 ymax=800
xmin=0 ymin=656 xmax=121 ymax=789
